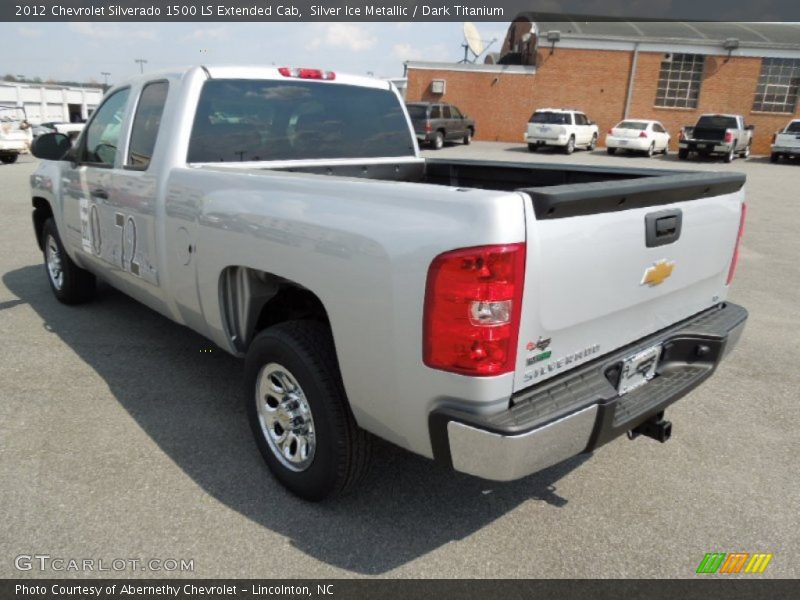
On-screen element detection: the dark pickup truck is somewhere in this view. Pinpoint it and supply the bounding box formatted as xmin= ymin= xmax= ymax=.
xmin=406 ymin=102 xmax=476 ymax=150
xmin=679 ymin=114 xmax=753 ymax=163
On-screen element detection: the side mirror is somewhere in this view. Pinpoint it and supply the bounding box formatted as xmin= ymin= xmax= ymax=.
xmin=31 ymin=133 xmax=72 ymax=161
xmin=745 ymin=124 xmax=755 ymax=131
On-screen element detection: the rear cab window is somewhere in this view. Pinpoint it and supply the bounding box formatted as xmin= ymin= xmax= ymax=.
xmin=697 ymin=116 xmax=738 ymax=129
xmin=187 ymin=79 xmax=416 ymax=162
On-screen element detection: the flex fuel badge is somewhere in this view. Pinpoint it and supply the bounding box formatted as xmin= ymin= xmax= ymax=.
xmin=525 ymin=337 xmax=553 ymax=367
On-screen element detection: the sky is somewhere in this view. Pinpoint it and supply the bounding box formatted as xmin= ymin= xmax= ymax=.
xmin=0 ymin=22 xmax=508 ymax=84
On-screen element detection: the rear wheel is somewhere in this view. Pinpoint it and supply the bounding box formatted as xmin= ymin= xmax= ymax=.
xmin=564 ymin=136 xmax=575 ymax=155
xmin=740 ymin=143 xmax=751 ymax=159
xmin=770 ymin=153 xmax=780 ymax=163
xmin=0 ymin=153 xmax=18 ymax=164
xmin=245 ymin=321 xmax=372 ymax=501
xmin=42 ymin=218 xmax=96 ymax=304
xmin=463 ymin=129 xmax=473 ymax=145
xmin=724 ymin=146 xmax=736 ymax=163
xmin=588 ymin=134 xmax=597 ymax=151
xmin=646 ymin=143 xmax=655 ymax=158
xmin=431 ymin=131 xmax=444 ymax=150
xmin=678 ymin=148 xmax=689 ymax=160
xmin=527 ymin=143 xmax=537 ymax=152
xmin=606 ymin=147 xmax=617 ymax=155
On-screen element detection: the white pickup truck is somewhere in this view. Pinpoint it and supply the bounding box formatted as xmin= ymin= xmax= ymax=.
xmin=29 ymin=66 xmax=748 ymax=500
xmin=770 ymin=119 xmax=800 ymax=163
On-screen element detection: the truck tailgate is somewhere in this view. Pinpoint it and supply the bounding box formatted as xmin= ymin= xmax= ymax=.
xmin=514 ymin=173 xmax=745 ymax=392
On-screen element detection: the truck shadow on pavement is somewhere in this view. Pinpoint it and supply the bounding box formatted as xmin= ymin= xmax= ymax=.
xmin=5 ymin=264 xmax=589 ymax=575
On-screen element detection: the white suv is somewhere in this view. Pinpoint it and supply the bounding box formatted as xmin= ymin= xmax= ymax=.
xmin=525 ymin=108 xmax=599 ymax=154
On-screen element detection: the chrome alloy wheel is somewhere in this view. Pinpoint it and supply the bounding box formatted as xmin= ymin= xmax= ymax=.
xmin=255 ymin=363 xmax=316 ymax=472
xmin=45 ymin=234 xmax=64 ymax=290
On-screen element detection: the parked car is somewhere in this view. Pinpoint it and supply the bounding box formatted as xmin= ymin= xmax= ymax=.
xmin=525 ymin=108 xmax=599 ymax=154
xmin=606 ymin=119 xmax=670 ymax=157
xmin=770 ymin=119 xmax=800 ymax=163
xmin=30 ymin=66 xmax=747 ymax=500
xmin=678 ymin=114 xmax=753 ymax=163
xmin=405 ymin=102 xmax=475 ymax=150
xmin=0 ymin=106 xmax=33 ymax=164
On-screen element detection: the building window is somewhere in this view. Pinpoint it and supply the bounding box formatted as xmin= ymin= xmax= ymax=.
xmin=753 ymin=58 xmax=800 ymax=113
xmin=655 ymin=53 xmax=705 ymax=109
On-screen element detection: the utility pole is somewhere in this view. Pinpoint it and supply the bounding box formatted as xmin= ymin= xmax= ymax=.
xmin=101 ymin=72 xmax=111 ymax=91
xmin=134 ymin=59 xmax=147 ymax=74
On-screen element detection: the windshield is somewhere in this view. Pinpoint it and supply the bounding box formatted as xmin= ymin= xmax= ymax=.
xmin=785 ymin=121 xmax=800 ymax=133
xmin=616 ymin=121 xmax=648 ymax=130
xmin=405 ymin=105 xmax=428 ymax=119
xmin=530 ymin=111 xmax=570 ymax=125
xmin=696 ymin=116 xmax=738 ymax=130
xmin=188 ymin=79 xmax=415 ymax=162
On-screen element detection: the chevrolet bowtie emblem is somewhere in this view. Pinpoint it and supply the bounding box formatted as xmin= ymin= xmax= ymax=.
xmin=641 ymin=259 xmax=675 ymax=286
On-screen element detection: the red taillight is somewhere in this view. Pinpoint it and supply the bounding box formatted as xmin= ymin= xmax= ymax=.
xmin=724 ymin=132 xmax=734 ymax=143
xmin=726 ymin=203 xmax=747 ymax=285
xmin=425 ymin=122 xmax=432 ymax=133
xmin=278 ymin=67 xmax=336 ymax=80
xmin=607 ymin=128 xmax=613 ymax=135
xmin=639 ymin=131 xmax=648 ymax=138
xmin=423 ymin=244 xmax=525 ymax=376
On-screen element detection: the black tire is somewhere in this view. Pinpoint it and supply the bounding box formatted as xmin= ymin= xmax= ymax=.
xmin=0 ymin=153 xmax=18 ymax=164
xmin=564 ymin=136 xmax=575 ymax=155
xmin=770 ymin=153 xmax=780 ymax=163
xmin=724 ymin=146 xmax=736 ymax=163
xmin=740 ymin=143 xmax=751 ymax=159
xmin=527 ymin=143 xmax=537 ymax=152
xmin=41 ymin=218 xmax=96 ymax=304
xmin=678 ymin=148 xmax=689 ymax=160
xmin=606 ymin=147 xmax=617 ymax=155
xmin=646 ymin=143 xmax=655 ymax=158
xmin=431 ymin=131 xmax=444 ymax=150
xmin=244 ymin=321 xmax=372 ymax=501
xmin=463 ymin=129 xmax=473 ymax=145
xmin=588 ymin=134 xmax=598 ymax=151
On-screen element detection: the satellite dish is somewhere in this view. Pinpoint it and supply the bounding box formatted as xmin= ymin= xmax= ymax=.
xmin=460 ymin=22 xmax=496 ymax=64
xmin=464 ymin=22 xmax=485 ymax=56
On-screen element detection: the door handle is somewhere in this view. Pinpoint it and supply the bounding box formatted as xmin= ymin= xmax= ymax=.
xmin=91 ymin=188 xmax=109 ymax=199
xmin=645 ymin=209 xmax=683 ymax=248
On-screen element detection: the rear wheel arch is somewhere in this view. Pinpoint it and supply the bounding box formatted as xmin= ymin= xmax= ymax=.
xmin=219 ymin=266 xmax=331 ymax=354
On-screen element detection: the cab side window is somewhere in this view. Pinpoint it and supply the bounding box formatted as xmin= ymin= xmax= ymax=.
xmin=82 ymin=88 xmax=130 ymax=166
xmin=441 ymin=105 xmax=452 ymax=119
xmin=127 ymin=81 xmax=169 ymax=170
xmin=430 ymin=105 xmax=442 ymax=119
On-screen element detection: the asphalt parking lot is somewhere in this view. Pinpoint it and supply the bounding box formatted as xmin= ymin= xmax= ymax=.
xmin=1 ymin=144 xmax=798 ymax=579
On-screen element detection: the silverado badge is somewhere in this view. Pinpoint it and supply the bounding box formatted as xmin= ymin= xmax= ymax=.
xmin=641 ymin=259 xmax=675 ymax=287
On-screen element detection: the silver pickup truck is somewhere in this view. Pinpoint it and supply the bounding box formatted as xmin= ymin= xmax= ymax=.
xmin=29 ymin=66 xmax=748 ymax=500
xmin=678 ymin=114 xmax=754 ymax=163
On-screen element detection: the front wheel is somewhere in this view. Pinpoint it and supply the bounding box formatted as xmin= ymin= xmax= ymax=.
xmin=588 ymin=134 xmax=597 ymax=151
xmin=724 ymin=146 xmax=736 ymax=163
xmin=606 ymin=147 xmax=617 ymax=155
xmin=740 ymin=143 xmax=751 ymax=159
xmin=463 ymin=129 xmax=473 ymax=145
xmin=527 ymin=143 xmax=537 ymax=152
xmin=42 ymin=218 xmax=96 ymax=304
xmin=678 ymin=148 xmax=689 ymax=160
xmin=0 ymin=153 xmax=18 ymax=164
xmin=244 ymin=321 xmax=372 ymax=501
xmin=564 ymin=136 xmax=575 ymax=155
xmin=770 ymin=153 xmax=780 ymax=163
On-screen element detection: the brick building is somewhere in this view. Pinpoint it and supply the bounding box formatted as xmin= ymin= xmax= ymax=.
xmin=405 ymin=21 xmax=800 ymax=155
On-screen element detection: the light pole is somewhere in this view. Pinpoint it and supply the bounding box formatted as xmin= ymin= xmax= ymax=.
xmin=101 ymin=72 xmax=111 ymax=91
xmin=134 ymin=59 xmax=147 ymax=74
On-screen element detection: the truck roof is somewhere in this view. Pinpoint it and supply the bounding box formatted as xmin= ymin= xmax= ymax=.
xmin=116 ymin=65 xmax=393 ymax=92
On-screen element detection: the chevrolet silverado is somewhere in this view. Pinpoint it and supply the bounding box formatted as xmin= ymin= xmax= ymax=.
xmin=29 ymin=66 xmax=748 ymax=500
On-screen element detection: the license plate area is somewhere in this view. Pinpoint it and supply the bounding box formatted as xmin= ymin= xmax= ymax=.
xmin=617 ymin=345 xmax=662 ymax=395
